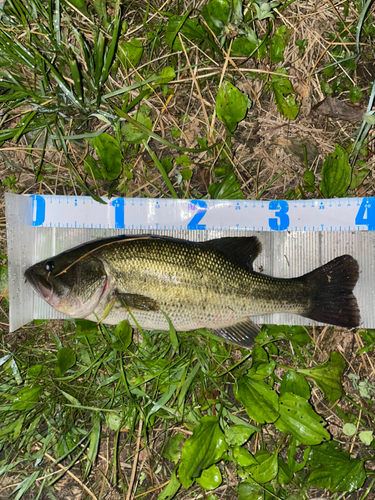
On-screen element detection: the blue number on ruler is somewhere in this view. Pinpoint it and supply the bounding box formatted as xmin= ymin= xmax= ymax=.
xmin=30 ymin=195 xmax=45 ymax=226
xmin=355 ymin=198 xmax=375 ymax=230
xmin=268 ymin=200 xmax=289 ymax=231
xmin=187 ymin=200 xmax=207 ymax=230
xmin=111 ymin=198 xmax=125 ymax=229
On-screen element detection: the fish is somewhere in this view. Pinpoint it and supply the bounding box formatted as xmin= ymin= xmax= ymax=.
xmin=24 ymin=235 xmax=360 ymax=349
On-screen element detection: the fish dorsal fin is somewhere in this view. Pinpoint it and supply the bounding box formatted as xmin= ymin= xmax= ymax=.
xmin=202 ymin=237 xmax=261 ymax=271
xmin=213 ymin=318 xmax=260 ymax=349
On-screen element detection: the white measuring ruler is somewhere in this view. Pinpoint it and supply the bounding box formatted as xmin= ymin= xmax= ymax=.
xmin=5 ymin=193 xmax=375 ymax=332
xmin=29 ymin=195 xmax=375 ymax=231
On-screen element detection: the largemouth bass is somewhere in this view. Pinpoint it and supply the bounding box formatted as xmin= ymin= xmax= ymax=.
xmin=24 ymin=235 xmax=360 ymax=348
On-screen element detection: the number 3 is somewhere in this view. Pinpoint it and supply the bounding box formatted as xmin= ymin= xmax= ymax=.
xmin=269 ymin=200 xmax=289 ymax=231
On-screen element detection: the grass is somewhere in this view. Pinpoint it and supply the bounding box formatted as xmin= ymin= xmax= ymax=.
xmin=1 ymin=0 xmax=375 ymax=499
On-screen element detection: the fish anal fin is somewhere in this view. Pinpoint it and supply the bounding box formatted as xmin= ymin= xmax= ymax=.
xmin=118 ymin=293 xmax=160 ymax=311
xmin=213 ymin=318 xmax=260 ymax=349
xmin=202 ymin=237 xmax=262 ymax=271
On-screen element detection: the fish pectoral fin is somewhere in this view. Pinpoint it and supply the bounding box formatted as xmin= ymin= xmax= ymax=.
xmin=117 ymin=293 xmax=160 ymax=311
xmin=213 ymin=318 xmax=260 ymax=349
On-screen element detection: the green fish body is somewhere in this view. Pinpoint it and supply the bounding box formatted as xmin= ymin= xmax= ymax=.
xmin=25 ymin=235 xmax=360 ymax=348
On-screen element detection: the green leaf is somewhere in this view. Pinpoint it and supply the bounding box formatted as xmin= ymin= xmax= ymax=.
xmin=85 ymin=413 xmax=101 ymax=479
xmin=121 ymin=112 xmax=153 ymax=144
xmin=179 ymin=416 xmax=228 ymax=488
xmin=181 ymin=168 xmax=193 ymax=181
xmin=225 ymin=425 xmax=254 ymax=446
xmin=215 ymin=81 xmax=247 ymax=132
xmin=269 ymin=27 xmax=289 ymax=63
xmin=12 ymin=385 xmax=43 ymax=410
xmin=280 ymin=370 xmax=311 ymax=399
xmin=287 ymin=435 xmax=310 ymax=473
xmin=93 ymin=133 xmax=123 ymax=180
xmin=232 ymin=37 xmax=261 ymax=57
xmin=164 ymin=433 xmax=185 ymax=464
xmin=155 ymin=66 xmax=176 ymax=84
xmin=308 ymin=441 xmax=366 ymax=492
xmin=298 ymin=351 xmax=345 ymax=403
xmin=319 ymin=144 xmax=351 ymax=198
xmin=161 ymin=156 xmax=174 ymax=174
xmin=348 ymin=86 xmax=363 ymax=103
xmin=278 ymin=458 xmax=293 ymax=485
xmin=118 ymin=39 xmax=144 ymax=68
xmin=233 ymin=445 xmax=258 ymax=467
xmin=201 ymin=0 xmax=231 ymax=36
xmin=248 ymin=345 xmax=276 ymax=380
xmin=57 ymin=347 xmax=76 ymax=375
xmin=176 ymin=154 xmax=191 ymax=167
xmin=112 ymin=320 xmax=133 ymax=351
xmin=270 ymin=70 xmax=300 ymax=120
xmin=234 ymin=377 xmax=279 ymax=424
xmin=208 ymin=172 xmax=245 ymax=199
xmin=350 ymin=166 xmax=369 ymax=190
xmin=157 ymin=469 xmax=181 ymax=500
xmin=238 ymin=481 xmax=263 ymax=500
xmin=27 ymin=365 xmax=45 ymax=379
xmin=359 ymin=431 xmax=373 ymax=445
xmin=247 ymin=450 xmax=278 ymax=484
xmin=84 ymin=155 xmax=103 ymax=180
xmin=342 ymin=423 xmax=357 ymax=436
xmin=196 ymin=464 xmax=222 ymax=490
xmin=165 ymin=16 xmax=206 ymax=51
xmin=275 ymin=393 xmax=330 ymax=445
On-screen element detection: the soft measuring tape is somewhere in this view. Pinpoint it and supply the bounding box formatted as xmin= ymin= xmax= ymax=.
xmin=30 ymin=195 xmax=375 ymax=232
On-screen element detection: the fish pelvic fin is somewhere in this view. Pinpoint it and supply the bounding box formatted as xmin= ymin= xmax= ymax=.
xmin=213 ymin=318 xmax=261 ymax=349
xmin=118 ymin=293 xmax=160 ymax=311
xmin=302 ymin=255 xmax=360 ymax=328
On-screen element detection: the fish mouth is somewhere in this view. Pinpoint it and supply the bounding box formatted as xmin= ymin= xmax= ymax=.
xmin=25 ymin=268 xmax=53 ymax=301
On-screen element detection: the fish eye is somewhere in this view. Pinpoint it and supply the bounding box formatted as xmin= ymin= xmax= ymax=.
xmin=45 ymin=261 xmax=55 ymax=272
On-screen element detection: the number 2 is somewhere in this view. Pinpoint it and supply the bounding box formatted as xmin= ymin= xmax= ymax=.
xmin=187 ymin=200 xmax=207 ymax=230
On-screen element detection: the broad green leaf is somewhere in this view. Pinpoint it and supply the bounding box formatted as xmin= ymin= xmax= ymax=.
xmin=270 ymin=70 xmax=300 ymax=120
xmin=307 ymin=441 xmax=366 ymax=492
xmin=234 ymin=377 xmax=279 ymax=424
xmin=196 ymin=464 xmax=222 ymax=490
xmin=93 ymin=133 xmax=123 ymax=180
xmin=118 ymin=39 xmax=143 ymax=68
xmin=269 ymin=26 xmax=289 ymax=63
xmin=112 ymin=320 xmax=133 ymax=351
xmin=13 ymin=385 xmax=43 ymax=410
xmin=319 ymin=144 xmax=351 ymax=198
xmin=208 ymin=172 xmax=246 ymax=199
xmin=165 ymin=16 xmax=206 ymax=51
xmin=84 ymin=155 xmax=103 ymax=180
xmin=164 ymin=433 xmax=185 ymax=464
xmin=201 ymin=0 xmax=230 ymax=36
xmin=342 ymin=423 xmax=357 ymax=436
xmin=248 ymin=450 xmax=278 ymax=484
xmin=232 ymin=37 xmax=261 ymax=57
xmin=359 ymin=431 xmax=373 ymax=445
xmin=27 ymin=364 xmax=45 ymax=379
xmin=275 ymin=393 xmax=330 ymax=445
xmin=157 ymin=469 xmax=181 ymax=500
xmin=350 ymin=166 xmax=369 ymax=190
xmin=106 ymin=412 xmax=122 ymax=431
xmin=180 ymin=168 xmax=193 ymax=181
xmin=280 ymin=370 xmax=311 ymax=399
xmin=225 ymin=425 xmax=254 ymax=446
xmin=233 ymin=445 xmax=258 ymax=467
xmin=179 ymin=416 xmax=227 ymax=488
xmin=215 ymin=81 xmax=247 ymax=132
xmin=287 ymin=435 xmax=310 ymax=473
xmin=57 ymin=347 xmax=76 ymax=375
xmin=121 ymin=112 xmax=152 ymax=144
xmin=298 ymin=351 xmax=345 ymax=403
xmin=176 ymin=154 xmax=191 ymax=167
xmin=248 ymin=345 xmax=276 ymax=380
xmin=238 ymin=482 xmax=263 ymax=500
xmin=348 ymin=86 xmax=363 ymax=103
xmin=278 ymin=458 xmax=293 ymax=485
xmin=155 ymin=66 xmax=176 ymax=84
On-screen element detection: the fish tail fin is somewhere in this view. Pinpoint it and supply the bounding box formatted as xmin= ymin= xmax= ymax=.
xmin=302 ymin=255 xmax=360 ymax=328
